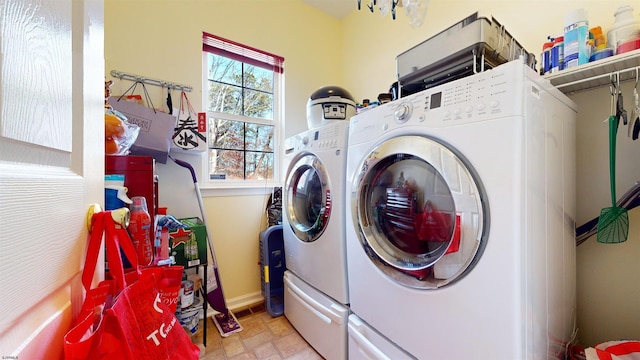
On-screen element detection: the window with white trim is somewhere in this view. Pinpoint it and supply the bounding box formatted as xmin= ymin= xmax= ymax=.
xmin=202 ymin=32 xmax=284 ymax=185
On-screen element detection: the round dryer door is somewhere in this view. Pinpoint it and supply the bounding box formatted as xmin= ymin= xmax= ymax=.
xmin=285 ymin=153 xmax=332 ymax=243
xmin=351 ymin=135 xmax=489 ymax=289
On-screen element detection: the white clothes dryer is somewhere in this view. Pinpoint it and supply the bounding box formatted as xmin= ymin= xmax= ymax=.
xmin=282 ymin=120 xmax=350 ymax=359
xmin=345 ymin=60 xmax=577 ymax=359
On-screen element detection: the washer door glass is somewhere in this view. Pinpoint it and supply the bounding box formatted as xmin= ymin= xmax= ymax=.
xmin=286 ymin=153 xmax=331 ymax=243
xmin=351 ymin=135 xmax=488 ymax=289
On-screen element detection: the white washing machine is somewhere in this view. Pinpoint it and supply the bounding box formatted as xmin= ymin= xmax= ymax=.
xmin=345 ymin=60 xmax=577 ymax=359
xmin=282 ymin=120 xmax=350 ymax=360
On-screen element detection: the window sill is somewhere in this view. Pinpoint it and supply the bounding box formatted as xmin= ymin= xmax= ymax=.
xmin=200 ymin=182 xmax=280 ymax=197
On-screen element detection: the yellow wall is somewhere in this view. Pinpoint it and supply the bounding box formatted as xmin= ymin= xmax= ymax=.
xmin=341 ymin=1 xmax=617 ymax=102
xmin=106 ymin=0 xmax=344 ymax=138
xmin=105 ymin=0 xmax=640 ymax=348
xmin=105 ymin=0 xmax=344 ymax=310
xmin=204 ymin=194 xmax=269 ymax=302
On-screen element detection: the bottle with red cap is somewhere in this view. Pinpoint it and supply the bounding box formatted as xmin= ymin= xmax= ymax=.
xmin=128 ymin=196 xmax=153 ymax=266
xmin=541 ymin=40 xmax=554 ymax=75
xmin=550 ymin=35 xmax=564 ymax=73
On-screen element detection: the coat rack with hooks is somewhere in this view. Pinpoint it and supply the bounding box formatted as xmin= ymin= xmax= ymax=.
xmin=110 ymin=70 xmax=193 ymax=92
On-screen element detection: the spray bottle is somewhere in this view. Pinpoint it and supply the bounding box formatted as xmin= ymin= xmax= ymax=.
xmin=128 ymin=196 xmax=153 ymax=266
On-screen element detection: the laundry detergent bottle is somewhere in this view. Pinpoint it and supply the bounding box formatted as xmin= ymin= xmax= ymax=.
xmin=128 ymin=196 xmax=153 ymax=266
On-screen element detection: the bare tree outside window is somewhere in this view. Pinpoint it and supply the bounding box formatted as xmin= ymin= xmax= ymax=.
xmin=205 ymin=53 xmax=276 ymax=181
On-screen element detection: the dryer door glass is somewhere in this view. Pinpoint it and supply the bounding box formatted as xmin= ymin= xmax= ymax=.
xmin=352 ymin=135 xmax=488 ymax=289
xmin=285 ymin=154 xmax=331 ymax=242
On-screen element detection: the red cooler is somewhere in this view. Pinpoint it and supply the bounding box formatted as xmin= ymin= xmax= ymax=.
xmin=105 ymin=155 xmax=158 ymax=221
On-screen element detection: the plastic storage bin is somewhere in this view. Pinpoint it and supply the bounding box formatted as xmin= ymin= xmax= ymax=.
xmin=259 ymin=225 xmax=285 ymax=317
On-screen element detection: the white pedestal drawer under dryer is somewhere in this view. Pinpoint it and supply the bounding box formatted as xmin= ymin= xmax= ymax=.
xmin=282 ymin=120 xmax=350 ymax=359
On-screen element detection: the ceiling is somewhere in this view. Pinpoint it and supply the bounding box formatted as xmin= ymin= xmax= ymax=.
xmin=303 ymin=0 xmax=357 ymax=19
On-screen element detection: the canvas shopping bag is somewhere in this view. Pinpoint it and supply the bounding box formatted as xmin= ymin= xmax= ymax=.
xmin=171 ymin=91 xmax=207 ymax=153
xmin=63 ymin=211 xmax=199 ymax=360
xmin=109 ymin=81 xmax=178 ymax=163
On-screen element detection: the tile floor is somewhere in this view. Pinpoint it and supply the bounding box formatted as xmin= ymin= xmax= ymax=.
xmin=191 ymin=304 xmax=324 ymax=359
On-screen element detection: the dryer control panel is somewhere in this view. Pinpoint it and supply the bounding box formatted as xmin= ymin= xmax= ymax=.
xmin=299 ymin=121 xmax=349 ymax=151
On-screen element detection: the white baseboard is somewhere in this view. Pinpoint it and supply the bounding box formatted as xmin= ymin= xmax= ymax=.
xmin=197 ymin=291 xmax=264 ymax=319
xmin=226 ymin=291 xmax=264 ymax=311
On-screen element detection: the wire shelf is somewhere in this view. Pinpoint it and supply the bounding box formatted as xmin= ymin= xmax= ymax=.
xmin=544 ymin=48 xmax=640 ymax=94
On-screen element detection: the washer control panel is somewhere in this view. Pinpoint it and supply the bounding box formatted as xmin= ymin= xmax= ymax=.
xmin=393 ymin=102 xmax=413 ymax=123
xmin=399 ymin=69 xmax=520 ymax=125
xmin=350 ymin=61 xmax=540 ymax=145
xmin=378 ymin=62 xmax=538 ymax=128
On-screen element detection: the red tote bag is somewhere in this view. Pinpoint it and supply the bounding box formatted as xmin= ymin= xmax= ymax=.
xmin=63 ymin=211 xmax=199 ymax=360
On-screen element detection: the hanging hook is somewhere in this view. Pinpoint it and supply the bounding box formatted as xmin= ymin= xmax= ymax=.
xmin=610 ymin=72 xmax=616 ymax=118
xmin=166 ymin=83 xmax=174 ymax=115
xmin=610 ymin=72 xmax=616 ymax=97
xmin=615 ymin=71 xmax=628 ymax=126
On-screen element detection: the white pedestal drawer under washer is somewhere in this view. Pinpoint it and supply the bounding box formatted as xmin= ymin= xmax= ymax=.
xmin=345 ymin=59 xmax=578 ymax=359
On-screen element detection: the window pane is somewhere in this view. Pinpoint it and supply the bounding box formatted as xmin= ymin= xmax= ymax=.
xmin=209 ymin=149 xmax=244 ymax=180
xmin=208 ymin=54 xmax=242 ymax=86
xmin=210 ymin=118 xmax=244 ymax=150
xmin=203 ymin=34 xmax=281 ymax=183
xmin=243 ymin=64 xmax=273 ymax=92
xmin=243 ymin=88 xmax=273 ymax=119
xmin=245 ymin=123 xmax=274 ymax=151
xmin=246 ymin=151 xmax=274 ymax=180
xmin=207 ymin=81 xmax=242 ymax=115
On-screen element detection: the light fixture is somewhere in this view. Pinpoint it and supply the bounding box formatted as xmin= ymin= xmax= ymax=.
xmin=357 ymin=0 xmax=429 ymax=27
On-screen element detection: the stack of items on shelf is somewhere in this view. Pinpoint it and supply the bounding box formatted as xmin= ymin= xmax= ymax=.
xmin=541 ymin=4 xmax=640 ymax=75
xmin=163 ymin=216 xmax=209 ymax=336
xmin=103 ymin=179 xmax=210 ymax=337
xmin=395 ymin=12 xmax=535 ymax=97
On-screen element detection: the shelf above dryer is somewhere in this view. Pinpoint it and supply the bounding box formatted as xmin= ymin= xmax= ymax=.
xmin=544 ymin=48 xmax=640 ymax=94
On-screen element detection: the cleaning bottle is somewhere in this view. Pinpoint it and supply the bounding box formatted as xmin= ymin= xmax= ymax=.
xmin=608 ymin=4 xmax=640 ymax=54
xmin=564 ymin=8 xmax=590 ymax=68
xmin=129 ymin=196 xmax=153 ymax=266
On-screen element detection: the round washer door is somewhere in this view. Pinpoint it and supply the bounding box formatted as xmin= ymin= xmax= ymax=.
xmin=351 ymin=135 xmax=489 ymax=289
xmin=285 ymin=152 xmax=332 ymax=243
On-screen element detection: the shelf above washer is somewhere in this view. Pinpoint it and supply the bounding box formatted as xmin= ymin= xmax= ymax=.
xmin=544 ymin=48 xmax=640 ymax=94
